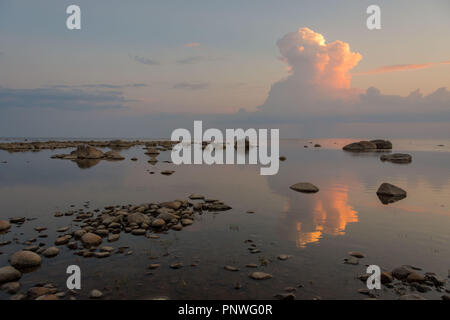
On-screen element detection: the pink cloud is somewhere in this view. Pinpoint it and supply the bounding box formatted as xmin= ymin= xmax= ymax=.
xmin=184 ymin=42 xmax=201 ymax=48
xmin=355 ymin=61 xmax=450 ymax=75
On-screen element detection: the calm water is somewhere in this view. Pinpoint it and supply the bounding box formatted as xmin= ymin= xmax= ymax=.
xmin=0 ymin=139 xmax=449 ymax=300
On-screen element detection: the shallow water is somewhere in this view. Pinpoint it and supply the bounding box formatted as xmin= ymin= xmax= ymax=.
xmin=0 ymin=139 xmax=449 ymax=300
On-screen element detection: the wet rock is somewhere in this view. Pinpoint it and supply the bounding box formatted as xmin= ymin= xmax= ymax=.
xmin=81 ymin=232 xmax=102 ymax=248
xmin=344 ymin=257 xmax=359 ymax=265
xmin=57 ymin=226 xmax=69 ymax=233
xmin=343 ymin=141 xmax=377 ymax=152
xmin=42 ymin=247 xmax=60 ymax=258
xmin=0 ymin=220 xmax=11 ymax=232
xmin=132 ymin=229 xmax=146 ymax=236
xmin=224 ymin=265 xmax=240 ymax=272
xmin=279 ymin=156 xmax=286 ymax=161
xmin=9 ymin=250 xmax=42 ymax=269
xmin=127 ymin=212 xmax=150 ymax=225
xmin=290 ymin=182 xmax=319 ymax=193
xmin=148 ymin=264 xmax=160 ymax=270
xmin=171 ymin=224 xmax=183 ymax=231
xmin=181 ymin=219 xmax=194 ymax=226
xmin=277 ymin=254 xmax=291 ymax=261
xmin=348 ymin=251 xmax=365 ymax=259
xmin=246 ymin=264 xmax=258 ymax=268
xmin=392 ymin=266 xmax=412 ymax=280
xmin=377 ymin=183 xmax=407 ymax=197
xmin=9 ymin=217 xmax=25 ymax=224
xmin=424 ymin=273 xmax=445 ymax=286
xmin=1 ymin=281 xmax=21 ymax=294
xmin=370 ymin=140 xmax=393 ymax=149
xmin=0 ymin=266 xmax=22 ymax=283
xmin=381 ymin=272 xmax=393 ymax=284
xmin=161 ymin=170 xmax=175 ymax=176
xmin=89 ymin=289 xmax=104 ymax=299
xmin=55 ymin=235 xmax=71 ymax=246
xmin=107 ymin=233 xmax=120 ymax=242
xmin=94 ymin=252 xmax=110 ymax=258
xmin=407 ymin=272 xmax=425 ymax=283
xmin=189 ymin=194 xmax=205 ymax=200
xmin=380 ymin=153 xmax=412 ymax=164
xmin=71 ymin=145 xmax=104 ymax=159
xmin=442 ymin=295 xmax=450 ymax=301
xmin=250 ymin=272 xmax=272 ymax=280
xmin=170 ymin=262 xmax=183 ymax=269
xmin=27 ymin=287 xmax=56 ymax=299
xmin=410 ymin=283 xmax=431 ymax=293
xmin=104 ymin=150 xmax=125 ymax=160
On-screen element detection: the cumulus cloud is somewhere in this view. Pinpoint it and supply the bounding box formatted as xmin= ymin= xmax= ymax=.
xmin=355 ymin=61 xmax=450 ymax=75
xmin=0 ymin=87 xmax=129 ymax=111
xmin=258 ymin=27 xmax=450 ymax=121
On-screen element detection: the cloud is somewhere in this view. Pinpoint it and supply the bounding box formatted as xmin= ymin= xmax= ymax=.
xmin=172 ymin=82 xmax=209 ymax=90
xmin=49 ymin=83 xmax=147 ymax=89
xmin=184 ymin=42 xmax=201 ymax=48
xmin=0 ymin=87 xmax=129 ymax=111
xmin=355 ymin=61 xmax=450 ymax=75
xmin=131 ymin=55 xmax=160 ymax=66
xmin=257 ymin=27 xmax=450 ymax=122
xmin=176 ymin=56 xmax=218 ymax=64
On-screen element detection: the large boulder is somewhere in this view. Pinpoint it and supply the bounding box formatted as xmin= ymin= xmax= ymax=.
xmin=370 ymin=139 xmax=393 ymax=149
xmin=0 ymin=266 xmax=22 ymax=283
xmin=70 ymin=145 xmax=104 ymax=159
xmin=343 ymin=141 xmax=377 ymax=152
xmin=380 ymin=153 xmax=412 ymax=164
xmin=376 ymin=183 xmax=407 ymax=204
xmin=376 ymin=183 xmax=407 ymax=197
xmin=9 ymin=251 xmax=42 ymax=269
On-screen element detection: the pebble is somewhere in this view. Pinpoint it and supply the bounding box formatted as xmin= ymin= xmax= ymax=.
xmin=148 ymin=264 xmax=160 ymax=270
xmin=170 ymin=262 xmax=183 ymax=269
xmin=250 ymin=272 xmax=272 ymax=280
xmin=0 ymin=266 xmax=22 ymax=283
xmin=9 ymin=250 xmax=42 ymax=269
xmin=224 ymin=265 xmax=240 ymax=272
xmin=348 ymin=251 xmax=365 ymax=259
xmin=1 ymin=281 xmax=21 ymax=294
xmin=89 ymin=289 xmax=104 ymax=299
xmin=42 ymin=247 xmax=60 ymax=258
xmin=0 ymin=220 xmax=11 ymax=232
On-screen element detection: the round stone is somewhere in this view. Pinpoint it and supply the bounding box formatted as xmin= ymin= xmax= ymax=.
xmin=9 ymin=250 xmax=42 ymax=269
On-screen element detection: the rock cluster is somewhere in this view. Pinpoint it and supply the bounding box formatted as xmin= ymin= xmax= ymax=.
xmin=343 ymin=139 xmax=392 ymax=152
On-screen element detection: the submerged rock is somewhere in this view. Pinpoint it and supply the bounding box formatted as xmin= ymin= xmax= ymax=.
xmin=343 ymin=141 xmax=377 ymax=152
xmin=9 ymin=250 xmax=42 ymax=269
xmin=70 ymin=145 xmax=104 ymax=159
xmin=376 ymin=183 xmax=407 ymax=202
xmin=370 ymin=140 xmax=393 ymax=149
xmin=0 ymin=220 xmax=11 ymax=232
xmin=0 ymin=266 xmax=22 ymax=283
xmin=42 ymin=247 xmax=60 ymax=258
xmin=380 ymin=153 xmax=412 ymax=164
xmin=290 ymin=182 xmax=319 ymax=193
xmin=250 ymin=272 xmax=272 ymax=280
xmin=81 ymin=233 xmax=102 ymax=248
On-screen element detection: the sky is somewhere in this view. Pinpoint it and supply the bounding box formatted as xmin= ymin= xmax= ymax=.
xmin=0 ymin=0 xmax=449 ymax=138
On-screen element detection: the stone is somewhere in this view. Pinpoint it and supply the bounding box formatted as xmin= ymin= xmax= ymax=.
xmin=57 ymin=226 xmax=69 ymax=232
xmin=1 ymin=281 xmax=20 ymax=294
xmin=94 ymin=252 xmax=110 ymax=258
xmin=42 ymin=247 xmax=59 ymax=258
xmin=0 ymin=266 xmax=22 ymax=283
xmin=151 ymin=219 xmax=166 ymax=228
xmin=127 ymin=212 xmax=150 ymax=225
xmin=9 ymin=250 xmax=42 ymax=269
xmin=89 ymin=289 xmax=104 ymax=299
xmin=104 ymin=150 xmax=125 ymax=160
xmin=161 ymin=170 xmax=175 ymax=176
xmin=181 ymin=219 xmax=194 ymax=226
xmin=377 ymin=183 xmax=407 ymax=197
xmin=27 ymin=287 xmax=56 ymax=299
xmin=344 ymin=257 xmax=359 ymax=265
xmin=131 ymin=229 xmax=146 ymax=235
xmin=170 ymin=262 xmax=183 ymax=269
xmin=381 ymin=272 xmax=393 ymax=284
xmin=9 ymin=217 xmax=25 ymax=224
xmin=290 ymin=182 xmax=319 ymax=193
xmin=407 ymin=272 xmax=425 ymax=283
xmin=0 ymin=220 xmax=11 ymax=232
xmin=107 ymin=234 xmax=120 ymax=242
xmin=277 ymin=254 xmax=291 ymax=261
xmin=348 ymin=251 xmax=365 ymax=259
xmin=54 ymin=235 xmax=71 ymax=246
xmin=71 ymin=145 xmax=104 ymax=159
xmin=370 ymin=140 xmax=393 ymax=149
xmin=250 ymin=272 xmax=272 ymax=280
xmin=189 ymin=194 xmax=205 ymax=200
xmin=81 ymin=232 xmax=102 ymax=248
xmin=380 ymin=153 xmax=412 ymax=164
xmin=274 ymin=293 xmax=295 ymax=300
xmin=224 ymin=265 xmax=240 ymax=272
xmin=392 ymin=266 xmax=412 ymax=280
xmin=171 ymin=224 xmax=183 ymax=231
xmin=148 ymin=264 xmax=160 ymax=270
xmin=73 ymin=229 xmax=86 ymax=239
xmin=343 ymin=141 xmax=377 ymax=152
